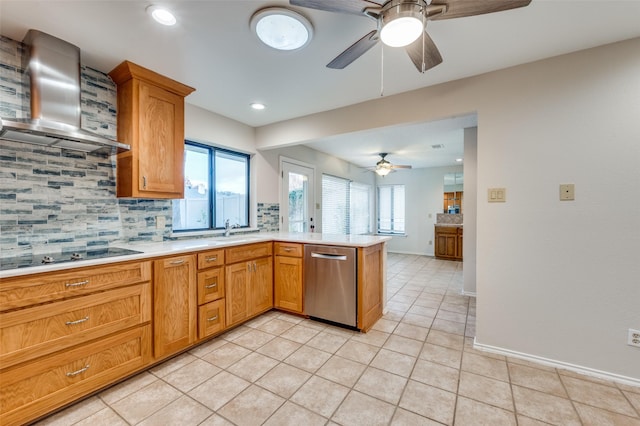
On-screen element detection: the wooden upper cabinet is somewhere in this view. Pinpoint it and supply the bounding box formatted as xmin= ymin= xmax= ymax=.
xmin=108 ymin=61 xmax=195 ymax=199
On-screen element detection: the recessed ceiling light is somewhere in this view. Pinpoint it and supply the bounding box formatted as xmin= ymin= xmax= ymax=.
xmin=146 ymin=5 xmax=176 ymax=26
xmin=250 ymin=103 xmax=266 ymax=110
xmin=250 ymin=7 xmax=313 ymax=51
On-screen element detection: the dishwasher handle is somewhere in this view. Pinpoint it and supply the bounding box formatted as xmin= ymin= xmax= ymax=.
xmin=310 ymin=252 xmax=348 ymax=261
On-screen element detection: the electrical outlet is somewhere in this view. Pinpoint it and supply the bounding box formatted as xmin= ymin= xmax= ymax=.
xmin=156 ymin=215 xmax=166 ymax=229
xmin=628 ymin=329 xmax=640 ymax=348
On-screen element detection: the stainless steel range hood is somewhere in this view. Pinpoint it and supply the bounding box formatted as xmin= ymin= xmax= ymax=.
xmin=0 ymin=30 xmax=129 ymax=153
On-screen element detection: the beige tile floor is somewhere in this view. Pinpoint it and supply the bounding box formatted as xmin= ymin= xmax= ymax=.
xmin=37 ymin=253 xmax=640 ymax=426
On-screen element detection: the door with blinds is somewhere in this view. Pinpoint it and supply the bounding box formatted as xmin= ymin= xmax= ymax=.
xmin=281 ymin=160 xmax=315 ymax=233
xmin=322 ymin=174 xmax=371 ymax=235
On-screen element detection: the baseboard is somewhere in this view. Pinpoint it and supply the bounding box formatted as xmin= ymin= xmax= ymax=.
xmin=473 ymin=338 xmax=640 ymax=388
xmin=387 ymin=250 xmax=433 ymax=256
xmin=461 ymin=290 xmax=476 ymax=297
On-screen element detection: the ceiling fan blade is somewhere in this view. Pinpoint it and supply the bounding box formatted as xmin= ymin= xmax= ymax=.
xmin=431 ymin=0 xmax=532 ymax=20
xmin=290 ymin=0 xmax=383 ymax=15
xmin=391 ymin=165 xmax=412 ymax=169
xmin=406 ymin=31 xmax=443 ymax=73
xmin=327 ymin=30 xmax=379 ymax=69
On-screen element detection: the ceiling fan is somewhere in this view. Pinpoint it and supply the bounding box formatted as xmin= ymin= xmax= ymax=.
xmin=369 ymin=153 xmax=412 ymax=176
xmin=290 ymin=0 xmax=532 ymax=72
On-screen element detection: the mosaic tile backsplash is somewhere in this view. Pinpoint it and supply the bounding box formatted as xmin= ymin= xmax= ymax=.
xmin=0 ymin=35 xmax=277 ymax=259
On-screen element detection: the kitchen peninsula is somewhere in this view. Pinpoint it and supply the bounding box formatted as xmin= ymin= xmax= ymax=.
xmin=0 ymin=233 xmax=389 ymax=426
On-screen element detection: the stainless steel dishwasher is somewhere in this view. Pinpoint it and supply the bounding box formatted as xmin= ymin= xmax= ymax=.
xmin=304 ymin=244 xmax=357 ymax=328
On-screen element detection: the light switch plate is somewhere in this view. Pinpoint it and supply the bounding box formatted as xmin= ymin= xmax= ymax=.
xmin=559 ymin=184 xmax=575 ymax=201
xmin=488 ymin=188 xmax=506 ymax=203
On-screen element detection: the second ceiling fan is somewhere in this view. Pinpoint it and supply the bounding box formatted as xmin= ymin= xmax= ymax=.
xmin=290 ymin=0 xmax=531 ymax=72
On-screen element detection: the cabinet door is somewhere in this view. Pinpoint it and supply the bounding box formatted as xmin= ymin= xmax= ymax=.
xmin=153 ymin=255 xmax=196 ymax=358
xmin=274 ymin=256 xmax=303 ymax=313
xmin=250 ymin=257 xmax=273 ymax=316
xmin=225 ymin=262 xmax=250 ymax=326
xmin=457 ymin=234 xmax=463 ymax=260
xmin=436 ymin=233 xmax=457 ymax=259
xmin=138 ymin=81 xmax=184 ymax=196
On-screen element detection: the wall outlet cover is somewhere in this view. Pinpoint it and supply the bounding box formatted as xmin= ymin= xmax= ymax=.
xmin=628 ymin=329 xmax=640 ymax=348
xmin=559 ymin=183 xmax=575 ymax=201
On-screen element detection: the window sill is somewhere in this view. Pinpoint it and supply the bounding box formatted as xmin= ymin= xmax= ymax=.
xmin=376 ymin=232 xmax=407 ymax=238
xmin=170 ymin=227 xmax=260 ymax=239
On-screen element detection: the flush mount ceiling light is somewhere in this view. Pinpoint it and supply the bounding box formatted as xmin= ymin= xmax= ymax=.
xmin=250 ymin=7 xmax=313 ymax=51
xmin=146 ymin=5 xmax=176 ymax=26
xmin=250 ymin=102 xmax=266 ymax=110
xmin=379 ymin=1 xmax=425 ymax=47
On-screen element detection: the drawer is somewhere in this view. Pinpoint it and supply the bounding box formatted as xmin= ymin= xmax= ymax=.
xmin=197 ymin=268 xmax=225 ymax=305
xmin=197 ymin=249 xmax=224 ymax=270
xmin=0 ymin=261 xmax=151 ymax=311
xmin=0 ymin=325 xmax=151 ymax=426
xmin=0 ymin=283 xmax=151 ymax=368
xmin=225 ymin=242 xmax=273 ymax=264
xmin=434 ymin=226 xmax=459 ymax=235
xmin=274 ymin=242 xmax=303 ymax=257
xmin=198 ymin=299 xmax=225 ymax=339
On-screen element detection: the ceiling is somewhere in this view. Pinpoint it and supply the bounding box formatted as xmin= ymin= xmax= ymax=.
xmin=1 ymin=0 xmax=639 ymax=170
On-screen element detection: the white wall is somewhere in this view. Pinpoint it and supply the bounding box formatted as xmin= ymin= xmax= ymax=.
xmin=252 ymin=38 xmax=640 ymax=382
xmin=378 ymin=165 xmax=463 ymax=256
xmin=463 ymin=127 xmax=477 ymax=295
xmin=258 ymin=144 xmax=376 ymax=232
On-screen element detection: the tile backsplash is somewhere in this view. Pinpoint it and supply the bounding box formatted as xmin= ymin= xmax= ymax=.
xmin=0 ymin=35 xmax=172 ymax=258
xmin=0 ymin=35 xmax=277 ymax=259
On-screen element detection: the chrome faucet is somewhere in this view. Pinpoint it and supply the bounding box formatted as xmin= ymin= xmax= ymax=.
xmin=224 ymin=219 xmax=238 ymax=237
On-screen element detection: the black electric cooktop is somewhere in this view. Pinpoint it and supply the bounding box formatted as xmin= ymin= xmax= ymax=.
xmin=0 ymin=247 xmax=142 ymax=271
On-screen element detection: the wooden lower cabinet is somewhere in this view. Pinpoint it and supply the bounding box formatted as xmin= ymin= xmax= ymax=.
xmin=357 ymin=244 xmax=384 ymax=332
xmin=0 ymin=325 xmax=151 ymax=426
xmin=274 ymin=242 xmax=303 ymax=314
xmin=435 ymin=226 xmax=463 ymax=261
xmin=225 ymin=257 xmax=273 ymax=327
xmin=0 ymin=283 xmax=150 ymax=368
xmin=153 ymin=254 xmax=197 ymax=359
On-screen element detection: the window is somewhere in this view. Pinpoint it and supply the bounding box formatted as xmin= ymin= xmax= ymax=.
xmin=321 ymin=174 xmax=371 ymax=235
xmin=172 ymin=142 xmax=249 ymax=231
xmin=378 ymin=185 xmax=405 ymax=234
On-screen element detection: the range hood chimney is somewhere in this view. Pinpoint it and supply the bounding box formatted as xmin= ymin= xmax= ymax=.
xmin=0 ymin=30 xmax=129 ymax=153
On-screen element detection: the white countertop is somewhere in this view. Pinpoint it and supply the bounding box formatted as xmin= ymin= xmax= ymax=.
xmin=0 ymin=233 xmax=391 ymax=278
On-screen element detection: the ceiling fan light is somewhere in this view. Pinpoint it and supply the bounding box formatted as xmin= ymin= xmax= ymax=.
xmin=375 ymin=166 xmax=392 ymax=177
xmin=380 ymin=16 xmax=423 ymax=47
xmin=251 ymin=8 xmax=313 ymax=51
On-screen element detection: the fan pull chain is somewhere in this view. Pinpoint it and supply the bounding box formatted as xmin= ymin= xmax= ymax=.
xmin=380 ymin=44 xmax=384 ymax=97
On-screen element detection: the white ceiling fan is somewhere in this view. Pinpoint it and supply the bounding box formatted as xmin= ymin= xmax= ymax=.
xmin=368 ymin=153 xmax=412 ymax=176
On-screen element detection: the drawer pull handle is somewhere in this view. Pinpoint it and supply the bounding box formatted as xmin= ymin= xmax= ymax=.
xmin=65 ymin=280 xmax=89 ymax=288
xmin=283 ymin=247 xmax=294 ymax=252
xmin=205 ymin=283 xmax=218 ymax=289
xmin=207 ymin=315 xmax=219 ymax=322
xmin=170 ymin=260 xmax=185 ymax=265
xmin=206 ymin=256 xmax=218 ymax=262
xmin=66 ymin=365 xmax=90 ymax=377
xmin=66 ymin=316 xmax=90 ymax=325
